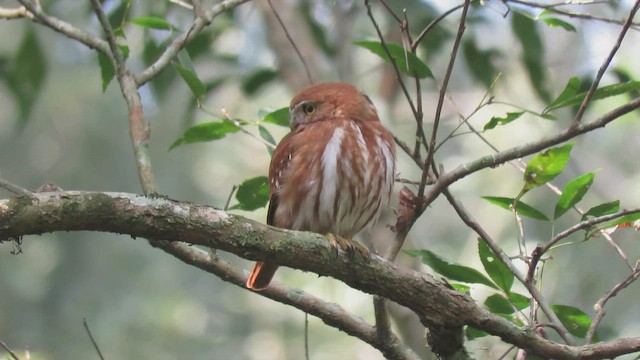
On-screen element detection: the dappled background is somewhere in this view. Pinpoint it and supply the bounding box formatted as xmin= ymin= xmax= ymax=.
xmin=1 ymin=0 xmax=639 ymax=359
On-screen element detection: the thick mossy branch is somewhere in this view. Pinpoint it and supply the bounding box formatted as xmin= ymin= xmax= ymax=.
xmin=1 ymin=191 xmax=639 ymax=359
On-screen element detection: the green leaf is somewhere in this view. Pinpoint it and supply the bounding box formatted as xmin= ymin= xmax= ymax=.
xmin=483 ymin=112 xmax=524 ymax=130
xmin=482 ymin=196 xmax=550 ymax=221
xmin=404 ymin=249 xmax=497 ymax=289
xmin=241 ymin=68 xmax=279 ymax=96
xmin=551 ymin=304 xmax=592 ymax=338
xmin=97 ymin=52 xmax=115 ymax=91
xmin=258 ymin=125 xmax=276 ymax=157
xmin=523 ymin=143 xmax=574 ymax=191
xmin=169 ymin=120 xmax=239 ymax=150
xmin=540 ymin=17 xmax=576 ymax=32
xmin=107 ymin=0 xmax=131 ymax=28
xmin=547 ymin=77 xmax=581 ymax=112
xmin=262 ymin=107 xmax=290 ymax=127
xmin=130 ymin=16 xmax=175 ymax=31
xmin=554 ymin=172 xmax=596 ymax=219
xmin=465 ymin=326 xmax=489 ymax=340
xmin=509 ymin=292 xmax=531 ymax=311
xmin=172 ymin=61 xmax=206 ymax=99
xmin=512 ymin=11 xmax=551 ymax=102
xmin=582 ymin=200 xmax=620 ymax=221
xmin=485 ymin=294 xmax=514 ymax=314
xmin=231 ymin=176 xmax=270 ymax=211
xmin=478 ymin=239 xmax=513 ymax=293
xmin=353 ymin=40 xmax=433 ymax=79
xmin=8 ymin=28 xmax=48 ymax=128
xmin=450 ymin=283 xmax=470 ymax=293
xmin=546 ymin=81 xmax=640 ymax=112
xmin=462 ymin=36 xmax=500 ymax=89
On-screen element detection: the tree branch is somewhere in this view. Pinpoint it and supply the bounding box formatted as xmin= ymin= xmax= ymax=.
xmin=2 ymin=191 xmax=640 ymax=359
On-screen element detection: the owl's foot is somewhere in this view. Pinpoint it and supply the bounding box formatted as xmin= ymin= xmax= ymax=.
xmin=325 ymin=233 xmax=370 ymax=259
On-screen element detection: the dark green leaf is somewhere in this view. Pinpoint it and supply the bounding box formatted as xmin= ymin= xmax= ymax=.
xmin=404 ymin=249 xmax=497 ymax=289
xmin=483 ymin=112 xmax=524 ymax=130
xmin=172 ymin=61 xmax=206 ymax=99
xmin=554 ymin=172 xmax=596 ymax=219
xmin=231 ymin=176 xmax=270 ymax=211
xmin=582 ymin=201 xmax=620 ymax=221
xmin=509 ymin=292 xmax=531 ymax=310
xmin=551 ymin=304 xmax=592 ymax=338
xmin=169 ymin=120 xmax=239 ymax=150
xmin=262 ymin=107 xmax=290 ymax=127
xmin=241 ymin=68 xmax=279 ymax=96
xmin=97 ymin=52 xmax=115 ymax=92
xmin=462 ymin=36 xmax=500 ymax=89
xmin=466 ymin=326 xmax=489 ymax=340
xmin=107 ymin=0 xmax=131 ymax=28
xmin=512 ymin=11 xmax=551 ymax=102
xmin=482 ymin=196 xmax=549 ymax=221
xmin=547 ymin=77 xmax=581 ymax=112
xmin=523 ymin=143 xmax=574 ymax=190
xmin=353 ymin=40 xmax=433 ymax=79
xmin=478 ymin=239 xmax=513 ymax=293
xmin=8 ymin=28 xmax=47 ymax=128
xmin=258 ymin=125 xmax=276 ymax=157
xmin=540 ymin=17 xmax=576 ymax=32
xmin=130 ymin=16 xmax=175 ymax=31
xmin=485 ymin=294 xmax=514 ymax=314
xmin=546 ymin=81 xmax=640 ymax=112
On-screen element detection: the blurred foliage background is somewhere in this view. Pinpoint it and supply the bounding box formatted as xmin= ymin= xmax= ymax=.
xmin=0 ymin=0 xmax=639 ymax=359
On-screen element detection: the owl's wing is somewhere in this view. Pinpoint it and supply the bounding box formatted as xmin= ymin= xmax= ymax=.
xmin=266 ymin=131 xmax=296 ymax=227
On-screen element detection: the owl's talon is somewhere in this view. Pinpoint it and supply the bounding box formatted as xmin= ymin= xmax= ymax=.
xmin=325 ymin=233 xmax=370 ymax=259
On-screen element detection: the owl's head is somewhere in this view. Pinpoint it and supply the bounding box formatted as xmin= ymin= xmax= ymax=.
xmin=289 ymin=82 xmax=379 ymax=129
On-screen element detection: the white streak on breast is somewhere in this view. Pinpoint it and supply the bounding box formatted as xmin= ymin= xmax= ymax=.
xmin=320 ymin=127 xmax=345 ymax=223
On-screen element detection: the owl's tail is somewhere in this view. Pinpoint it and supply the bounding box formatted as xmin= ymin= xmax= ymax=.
xmin=246 ymin=261 xmax=279 ymax=290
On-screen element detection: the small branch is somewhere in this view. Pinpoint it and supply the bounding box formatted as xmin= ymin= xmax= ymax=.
xmin=411 ymin=3 xmax=465 ymax=51
xmin=83 ymin=319 xmax=106 ymax=360
xmin=0 ymin=6 xmax=30 ymax=19
xmin=265 ymin=0 xmax=313 ymax=85
xmin=419 ymin=0 xmax=471 ymax=197
xmin=586 ymin=265 xmax=640 ymax=344
xmin=0 ymin=177 xmax=31 ymax=196
xmin=571 ymin=0 xmax=640 ymax=128
xmin=15 ymin=0 xmax=110 ymax=55
xmin=134 ymin=0 xmax=251 ymax=86
xmin=0 ymin=338 xmax=20 ymax=360
xmin=507 ymin=0 xmax=640 ymax=27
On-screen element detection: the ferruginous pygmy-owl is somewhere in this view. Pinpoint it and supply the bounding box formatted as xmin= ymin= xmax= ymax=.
xmin=246 ymin=82 xmax=396 ymax=290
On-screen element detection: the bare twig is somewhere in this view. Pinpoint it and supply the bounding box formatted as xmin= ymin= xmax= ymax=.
xmin=507 ymin=0 xmax=640 ymax=27
xmin=0 ymin=177 xmax=31 ymax=196
xmin=135 ymin=0 xmax=251 ymax=86
xmin=411 ymin=3 xmax=465 ymax=51
xmin=419 ymin=0 xmax=472 ymax=198
xmin=15 ymin=0 xmax=110 ymax=55
xmin=571 ymin=0 xmax=640 ymax=128
xmin=83 ymin=319 xmax=106 ymax=360
xmin=0 ymin=338 xmax=20 ymax=360
xmin=0 ymin=6 xmax=30 ymax=19
xmin=264 ymin=0 xmax=313 ymax=85
xmin=586 ymin=265 xmax=640 ymax=343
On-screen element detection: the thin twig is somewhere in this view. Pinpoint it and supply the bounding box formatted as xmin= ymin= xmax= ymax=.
xmin=0 ymin=177 xmax=31 ymax=196
xmin=419 ymin=0 xmax=472 ymax=198
xmin=304 ymin=312 xmax=310 ymax=360
xmin=571 ymin=0 xmax=640 ymax=128
xmin=265 ymin=0 xmax=313 ymax=85
xmin=224 ymin=185 xmax=238 ymax=211
xmin=0 ymin=6 xmax=30 ymax=19
xmin=411 ymin=3 xmax=465 ymax=51
xmin=83 ymin=318 xmax=106 ymax=360
xmin=507 ymin=0 xmax=640 ymax=27
xmin=0 ymin=338 xmax=20 ymax=360
xmin=586 ymin=265 xmax=640 ymax=343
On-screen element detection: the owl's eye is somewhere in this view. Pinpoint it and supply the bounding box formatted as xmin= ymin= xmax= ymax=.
xmin=302 ymin=103 xmax=315 ymax=115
